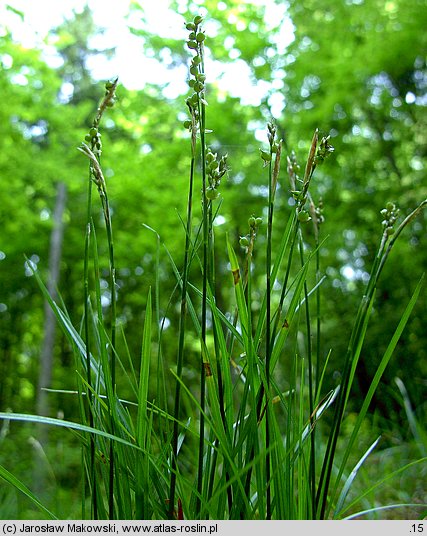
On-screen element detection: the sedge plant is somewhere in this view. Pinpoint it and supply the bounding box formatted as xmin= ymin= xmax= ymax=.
xmin=1 ymin=13 xmax=426 ymax=521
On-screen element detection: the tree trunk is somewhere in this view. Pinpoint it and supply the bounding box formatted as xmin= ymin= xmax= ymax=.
xmin=33 ymin=181 xmax=67 ymax=497
xmin=36 ymin=181 xmax=67 ymax=420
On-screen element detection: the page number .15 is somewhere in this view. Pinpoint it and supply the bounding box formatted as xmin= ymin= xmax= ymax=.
xmin=411 ymin=524 xmax=424 ymax=533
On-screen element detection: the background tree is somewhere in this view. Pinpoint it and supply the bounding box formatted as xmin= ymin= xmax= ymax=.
xmin=280 ymin=0 xmax=427 ymax=423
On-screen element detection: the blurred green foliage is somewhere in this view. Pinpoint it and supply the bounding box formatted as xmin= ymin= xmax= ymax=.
xmin=0 ymin=0 xmax=426 ymax=516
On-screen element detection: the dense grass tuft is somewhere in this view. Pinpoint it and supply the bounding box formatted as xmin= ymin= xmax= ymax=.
xmin=1 ymin=14 xmax=426 ymax=521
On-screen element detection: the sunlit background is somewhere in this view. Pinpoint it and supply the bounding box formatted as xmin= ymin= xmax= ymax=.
xmin=3 ymin=0 xmax=293 ymax=109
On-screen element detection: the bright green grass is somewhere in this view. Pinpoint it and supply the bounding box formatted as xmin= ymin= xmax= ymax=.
xmin=1 ymin=14 xmax=426 ymax=521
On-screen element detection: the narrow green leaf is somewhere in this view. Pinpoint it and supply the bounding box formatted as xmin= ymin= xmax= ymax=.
xmin=0 ymin=413 xmax=140 ymax=450
xmin=395 ymin=377 xmax=427 ymax=457
xmin=0 ymin=464 xmax=58 ymax=519
xmin=344 ymin=502 xmax=427 ymax=520
xmin=136 ymin=288 xmax=152 ymax=518
xmin=136 ymin=288 xmax=152 ymax=446
xmin=339 ymin=456 xmax=427 ymax=516
xmin=334 ymin=437 xmax=381 ymax=518
xmin=270 ymin=256 xmax=312 ymax=371
xmin=330 ymin=275 xmax=425 ymax=514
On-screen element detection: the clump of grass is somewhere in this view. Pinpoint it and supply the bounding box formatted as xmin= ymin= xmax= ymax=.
xmin=1 ymin=13 xmax=426 ymax=521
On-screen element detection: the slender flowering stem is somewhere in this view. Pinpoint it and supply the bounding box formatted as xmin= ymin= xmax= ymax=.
xmin=78 ymin=79 xmax=118 ymax=519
